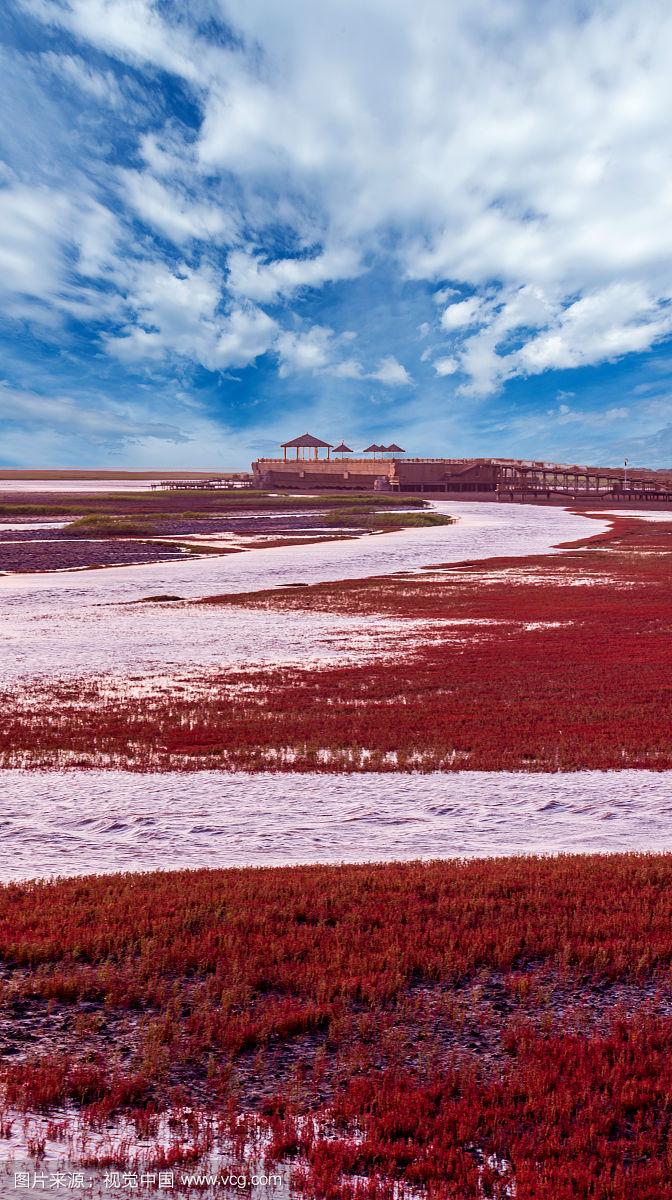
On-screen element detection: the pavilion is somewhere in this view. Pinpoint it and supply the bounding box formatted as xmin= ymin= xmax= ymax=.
xmin=281 ymin=433 xmax=333 ymax=461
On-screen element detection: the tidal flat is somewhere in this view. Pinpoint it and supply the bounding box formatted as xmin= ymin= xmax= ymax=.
xmin=1 ymin=487 xmax=671 ymax=1197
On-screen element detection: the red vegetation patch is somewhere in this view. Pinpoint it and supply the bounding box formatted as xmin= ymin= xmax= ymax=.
xmin=2 ymin=853 xmax=672 ymax=1197
xmin=4 ymin=515 xmax=672 ymax=770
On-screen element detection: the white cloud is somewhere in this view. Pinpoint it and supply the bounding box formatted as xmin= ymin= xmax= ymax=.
xmin=433 ymin=287 xmax=459 ymax=305
xmin=0 ymin=379 xmax=277 ymax=468
xmin=441 ymin=297 xmax=485 ymax=331
xmin=275 ymin=330 xmax=409 ymax=384
xmin=486 ymin=397 xmax=637 ymax=464
xmin=329 ymin=358 xmax=365 ymax=379
xmin=370 ymin=356 xmax=413 ymax=386
xmin=227 ymin=246 xmax=362 ymax=302
xmin=75 ymin=201 xmax=123 ymax=280
xmin=0 ymin=184 xmax=71 ymax=301
xmin=197 ymin=0 xmax=672 ymax=391
xmin=212 ymin=306 xmax=278 ymax=369
xmin=21 ymin=0 xmax=217 ymax=83
xmin=120 ymin=170 xmax=234 ymax=245
xmin=550 ymin=402 xmax=630 ymax=426
xmin=517 ymin=284 xmax=672 ymax=374
xmin=0 ymin=381 xmax=189 ymax=444
xmin=39 ymin=51 xmax=124 ymax=105
xmin=0 ymin=182 xmax=126 ymax=330
xmin=434 ymin=356 xmax=459 ymax=376
xmin=16 ymin=0 xmax=672 ymax=400
xmin=276 ymin=325 xmax=334 ymax=376
xmin=107 ymin=261 xmax=278 ymax=370
xmin=140 ymin=129 xmax=197 ymax=178
xmin=451 ymin=282 xmax=672 ymax=395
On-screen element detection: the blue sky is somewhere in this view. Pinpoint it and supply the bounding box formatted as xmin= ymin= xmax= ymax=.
xmin=1 ymin=0 xmax=672 ymax=469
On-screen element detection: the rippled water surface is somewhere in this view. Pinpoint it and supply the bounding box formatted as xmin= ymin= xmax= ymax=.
xmin=0 ymin=770 xmax=670 ymax=881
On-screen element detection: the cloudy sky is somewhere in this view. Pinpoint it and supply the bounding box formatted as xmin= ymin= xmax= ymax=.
xmin=2 ymin=0 xmax=672 ymax=468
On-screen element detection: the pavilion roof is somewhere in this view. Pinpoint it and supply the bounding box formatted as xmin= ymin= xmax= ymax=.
xmin=383 ymin=443 xmax=406 ymax=453
xmin=333 ymin=442 xmax=353 ymax=453
xmin=281 ymin=432 xmax=333 ymax=449
xmin=362 ymin=443 xmax=384 ymax=453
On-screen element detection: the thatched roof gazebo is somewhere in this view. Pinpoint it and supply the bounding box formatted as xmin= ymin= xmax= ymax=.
xmin=362 ymin=443 xmax=385 ymax=457
xmin=333 ymin=442 xmax=353 ymax=457
xmin=383 ymin=443 xmax=406 ymax=454
xmin=281 ymin=433 xmax=333 ymax=461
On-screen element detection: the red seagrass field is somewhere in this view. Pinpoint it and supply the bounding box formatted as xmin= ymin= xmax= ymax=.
xmin=4 ymin=853 xmax=672 ymax=1198
xmin=0 ymin=486 xmax=672 ymax=1198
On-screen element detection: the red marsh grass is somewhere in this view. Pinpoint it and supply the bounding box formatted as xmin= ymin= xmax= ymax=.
xmin=2 ymin=853 xmax=672 ymax=1197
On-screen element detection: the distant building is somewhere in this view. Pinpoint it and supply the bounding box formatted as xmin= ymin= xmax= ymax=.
xmin=251 ymin=436 xmax=671 ymax=501
xmin=280 ymin=433 xmax=333 ymax=460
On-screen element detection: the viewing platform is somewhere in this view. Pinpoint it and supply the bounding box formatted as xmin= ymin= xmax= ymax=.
xmin=252 ymin=434 xmax=672 ymax=502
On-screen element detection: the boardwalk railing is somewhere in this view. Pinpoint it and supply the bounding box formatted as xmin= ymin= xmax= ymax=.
xmin=151 ymin=477 xmax=254 ymax=491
